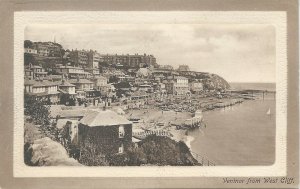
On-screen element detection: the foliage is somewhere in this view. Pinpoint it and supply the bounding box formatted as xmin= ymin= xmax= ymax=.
xmin=114 ymin=81 xmax=131 ymax=89
xmin=24 ymin=53 xmax=37 ymax=66
xmin=24 ymin=40 xmax=34 ymax=48
xmin=24 ymin=142 xmax=36 ymax=166
xmin=24 ymin=94 xmax=62 ymax=143
xmin=137 ymin=135 xmax=198 ymax=166
xmin=105 ymin=144 xmax=147 ymax=166
xmin=60 ymin=95 xmax=76 ymax=106
xmin=109 ymin=75 xmax=119 ymax=83
xmin=24 ymin=94 xmax=51 ymax=126
xmin=77 ymin=138 xmax=109 ymax=166
xmin=105 ymin=136 xmax=198 ymax=166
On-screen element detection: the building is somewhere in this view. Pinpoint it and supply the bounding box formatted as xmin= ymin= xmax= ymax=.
xmin=24 ymin=69 xmax=34 ymax=80
xmin=87 ymin=50 xmax=101 ymax=69
xmin=117 ymin=75 xmax=135 ymax=82
xmin=77 ymin=110 xmax=132 ymax=155
xmin=189 ymin=81 xmax=203 ymax=94
xmin=24 ymin=64 xmax=48 ymax=80
xmin=158 ymin=83 xmax=167 ymax=94
xmin=24 ymin=48 xmax=38 ymax=55
xmin=129 ymin=91 xmax=150 ymax=101
xmin=57 ymin=79 xmax=77 ymax=105
xmin=98 ymin=83 xmax=116 ymax=99
xmin=70 ymin=50 xmax=89 ymax=68
xmin=136 ymin=68 xmax=152 ymax=78
xmin=102 ymin=69 xmax=125 ymax=79
xmin=84 ymin=68 xmax=100 ymax=77
xmin=92 ymin=76 xmax=108 ymax=90
xmin=24 ymin=79 xmax=60 ymax=104
xmin=138 ymin=84 xmax=153 ymax=93
xmin=158 ymin=65 xmax=173 ymax=70
xmin=69 ymin=78 xmax=96 ymax=101
xmin=54 ymin=66 xmax=91 ymax=79
xmin=165 ymin=76 xmax=190 ymax=96
xmin=33 ymin=42 xmax=63 ymax=57
xmin=177 ymin=65 xmax=190 ymax=72
xmin=69 ymin=78 xmax=94 ymax=92
xmin=99 ymin=53 xmax=157 ymax=68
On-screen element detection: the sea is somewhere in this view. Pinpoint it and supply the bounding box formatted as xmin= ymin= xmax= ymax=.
xmin=230 ymin=82 xmax=276 ymax=91
xmin=188 ymin=82 xmax=276 ymax=165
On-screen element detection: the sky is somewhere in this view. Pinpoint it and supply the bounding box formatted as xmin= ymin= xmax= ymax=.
xmin=25 ymin=24 xmax=276 ymax=83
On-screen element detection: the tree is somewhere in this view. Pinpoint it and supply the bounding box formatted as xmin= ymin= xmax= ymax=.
xmin=78 ymin=138 xmax=109 ymax=166
xmin=137 ymin=135 xmax=199 ymax=166
xmin=109 ymin=76 xmax=119 ymax=83
xmin=24 ymin=53 xmax=37 ymax=66
xmin=24 ymin=94 xmax=50 ymax=126
xmin=24 ymin=40 xmax=34 ymax=48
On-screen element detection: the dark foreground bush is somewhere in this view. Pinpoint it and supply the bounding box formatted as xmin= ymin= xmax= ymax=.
xmin=105 ymin=135 xmax=199 ymax=166
xmin=137 ymin=135 xmax=199 ymax=166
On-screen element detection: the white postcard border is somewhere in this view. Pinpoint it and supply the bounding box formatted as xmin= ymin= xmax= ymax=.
xmin=14 ymin=11 xmax=287 ymax=177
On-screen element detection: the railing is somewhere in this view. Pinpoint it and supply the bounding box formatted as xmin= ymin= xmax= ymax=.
xmin=132 ymin=130 xmax=173 ymax=139
xmin=191 ymin=151 xmax=215 ymax=166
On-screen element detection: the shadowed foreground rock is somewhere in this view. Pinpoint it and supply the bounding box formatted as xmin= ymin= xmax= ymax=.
xmin=25 ymin=137 xmax=82 ymax=166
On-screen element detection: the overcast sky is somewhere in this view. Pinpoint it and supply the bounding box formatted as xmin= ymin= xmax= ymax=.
xmin=25 ymin=24 xmax=275 ymax=83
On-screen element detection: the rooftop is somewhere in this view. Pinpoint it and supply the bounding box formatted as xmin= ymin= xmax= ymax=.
xmin=69 ymin=79 xmax=94 ymax=84
xmin=57 ymin=80 xmax=76 ymax=87
xmin=80 ymin=110 xmax=132 ymax=127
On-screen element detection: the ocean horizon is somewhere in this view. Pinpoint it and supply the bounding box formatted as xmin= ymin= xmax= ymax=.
xmin=229 ymin=82 xmax=276 ymax=91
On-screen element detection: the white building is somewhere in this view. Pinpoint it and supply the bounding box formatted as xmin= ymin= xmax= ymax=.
xmin=24 ymin=48 xmax=38 ymax=54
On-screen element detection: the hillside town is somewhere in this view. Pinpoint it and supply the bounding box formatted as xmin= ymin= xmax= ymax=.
xmin=24 ymin=40 xmax=247 ymax=166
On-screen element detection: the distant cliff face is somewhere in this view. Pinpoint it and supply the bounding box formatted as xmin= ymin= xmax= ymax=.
xmin=200 ymin=73 xmax=231 ymax=90
xmin=179 ymin=71 xmax=230 ymax=90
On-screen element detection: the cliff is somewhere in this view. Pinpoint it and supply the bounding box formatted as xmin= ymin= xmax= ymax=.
xmin=179 ymin=71 xmax=230 ymax=90
xmin=199 ymin=73 xmax=231 ymax=90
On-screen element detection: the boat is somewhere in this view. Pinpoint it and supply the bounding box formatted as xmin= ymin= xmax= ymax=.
xmin=266 ymin=108 xmax=271 ymax=115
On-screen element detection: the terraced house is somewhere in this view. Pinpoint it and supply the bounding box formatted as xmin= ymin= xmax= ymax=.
xmin=165 ymin=76 xmax=191 ymax=96
xmin=87 ymin=50 xmax=101 ymax=69
xmin=70 ymin=50 xmax=89 ymax=68
xmin=24 ymin=79 xmax=60 ymax=104
xmin=54 ymin=65 xmax=91 ymax=79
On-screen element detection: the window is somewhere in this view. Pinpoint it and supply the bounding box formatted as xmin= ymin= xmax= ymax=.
xmin=119 ymin=125 xmax=125 ymax=138
xmin=118 ymin=143 xmax=124 ymax=154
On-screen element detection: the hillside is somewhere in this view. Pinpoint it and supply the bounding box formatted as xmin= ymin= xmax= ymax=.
xmin=201 ymin=73 xmax=231 ymax=90
xmin=179 ymin=71 xmax=231 ymax=90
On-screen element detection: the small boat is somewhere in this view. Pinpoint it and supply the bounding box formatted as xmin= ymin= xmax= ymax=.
xmin=266 ymin=108 xmax=271 ymax=115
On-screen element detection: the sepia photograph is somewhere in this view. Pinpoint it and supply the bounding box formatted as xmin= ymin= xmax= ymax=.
xmin=0 ymin=0 xmax=297 ymax=187
xmin=1 ymin=0 xmax=299 ymax=188
xmin=8 ymin=8 xmax=297 ymax=187
xmin=22 ymin=23 xmax=276 ymax=167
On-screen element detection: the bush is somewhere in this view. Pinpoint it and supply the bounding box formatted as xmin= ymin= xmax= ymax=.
xmin=24 ymin=94 xmax=50 ymax=126
xmin=77 ymin=139 xmax=108 ymax=166
xmin=138 ymin=135 xmax=197 ymax=166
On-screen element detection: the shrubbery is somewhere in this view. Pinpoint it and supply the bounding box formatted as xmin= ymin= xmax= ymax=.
xmin=24 ymin=94 xmax=51 ymax=126
xmin=137 ymin=135 xmax=198 ymax=166
xmin=82 ymin=135 xmax=199 ymax=166
xmin=24 ymin=94 xmax=60 ymax=142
